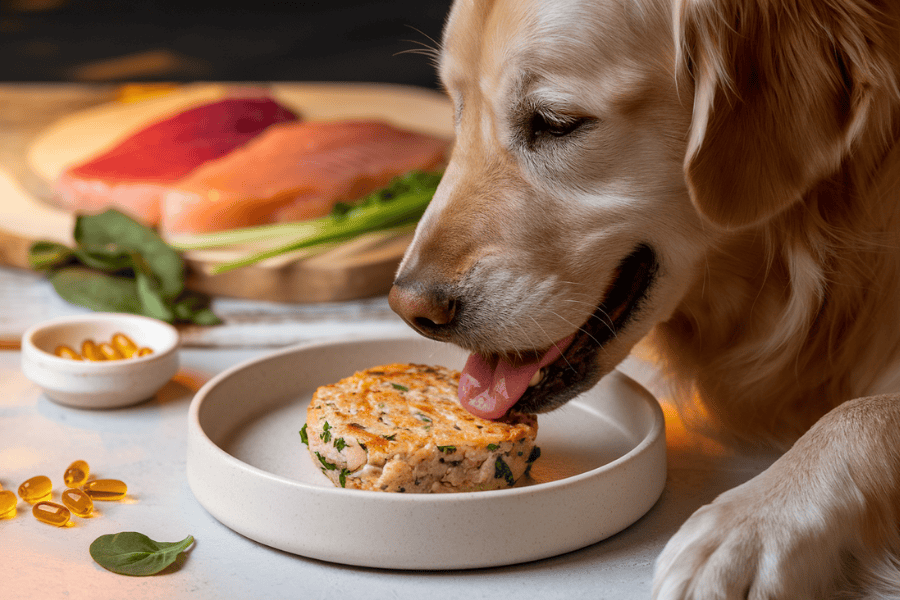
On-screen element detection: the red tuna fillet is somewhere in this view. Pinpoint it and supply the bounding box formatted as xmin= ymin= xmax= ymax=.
xmin=161 ymin=120 xmax=449 ymax=235
xmin=55 ymin=96 xmax=299 ymax=226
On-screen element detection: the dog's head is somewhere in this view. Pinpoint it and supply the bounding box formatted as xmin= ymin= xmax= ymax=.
xmin=390 ymin=0 xmax=898 ymax=419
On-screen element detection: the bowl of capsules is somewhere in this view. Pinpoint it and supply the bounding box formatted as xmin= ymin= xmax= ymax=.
xmin=21 ymin=313 xmax=180 ymax=409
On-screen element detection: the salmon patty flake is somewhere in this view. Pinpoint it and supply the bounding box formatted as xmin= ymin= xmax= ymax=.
xmin=303 ymin=363 xmax=540 ymax=492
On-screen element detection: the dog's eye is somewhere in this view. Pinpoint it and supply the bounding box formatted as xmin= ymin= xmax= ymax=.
xmin=530 ymin=112 xmax=583 ymax=139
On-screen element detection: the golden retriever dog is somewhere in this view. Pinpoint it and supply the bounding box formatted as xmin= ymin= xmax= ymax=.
xmin=388 ymin=0 xmax=900 ymax=597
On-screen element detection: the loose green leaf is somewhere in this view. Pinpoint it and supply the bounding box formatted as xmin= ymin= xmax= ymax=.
xmin=486 ymin=443 xmax=500 ymax=451
xmin=334 ymin=437 xmax=347 ymax=451
xmin=172 ymin=294 xmax=222 ymax=326
xmin=75 ymin=209 xmax=184 ymax=300
xmin=30 ymin=209 xmax=221 ymax=325
xmin=391 ymin=383 xmax=409 ymax=392
xmin=29 ymin=241 xmax=74 ymax=270
xmin=73 ymin=245 xmax=134 ymax=272
xmin=47 ymin=267 xmax=144 ymax=314
xmin=136 ymin=276 xmax=174 ymax=322
xmin=437 ymin=445 xmax=456 ymax=453
xmin=89 ymin=532 xmax=194 ymax=576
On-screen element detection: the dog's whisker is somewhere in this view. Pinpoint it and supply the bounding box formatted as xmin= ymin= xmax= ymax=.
xmin=512 ymin=321 xmax=543 ymax=361
xmin=550 ymin=310 xmax=612 ymax=349
xmin=528 ymin=316 xmax=579 ymax=374
xmin=403 ymin=24 xmax=443 ymax=53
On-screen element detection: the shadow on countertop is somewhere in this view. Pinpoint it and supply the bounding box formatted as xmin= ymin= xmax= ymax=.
xmin=0 ymin=0 xmax=452 ymax=88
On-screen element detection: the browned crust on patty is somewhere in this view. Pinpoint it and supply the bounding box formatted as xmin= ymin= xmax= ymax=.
xmin=304 ymin=363 xmax=540 ymax=492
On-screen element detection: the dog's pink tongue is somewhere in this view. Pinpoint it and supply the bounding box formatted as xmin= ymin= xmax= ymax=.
xmin=458 ymin=335 xmax=574 ymax=419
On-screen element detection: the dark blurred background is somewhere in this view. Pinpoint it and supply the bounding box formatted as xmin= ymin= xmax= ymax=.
xmin=0 ymin=0 xmax=453 ymax=88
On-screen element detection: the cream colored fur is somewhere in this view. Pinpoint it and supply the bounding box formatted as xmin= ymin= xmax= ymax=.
xmin=393 ymin=0 xmax=900 ymax=597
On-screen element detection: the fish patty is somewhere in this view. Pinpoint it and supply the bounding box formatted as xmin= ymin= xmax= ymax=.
xmin=303 ymin=363 xmax=540 ymax=493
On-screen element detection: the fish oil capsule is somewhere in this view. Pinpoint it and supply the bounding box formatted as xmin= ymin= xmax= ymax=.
xmin=18 ymin=475 xmax=52 ymax=504
xmin=54 ymin=345 xmax=83 ymax=360
xmin=81 ymin=339 xmax=105 ymax=361
xmin=111 ymin=333 xmax=138 ymax=358
xmin=32 ymin=501 xmax=70 ymax=527
xmin=63 ymin=460 xmax=90 ymax=487
xmin=83 ymin=479 xmax=127 ymax=500
xmin=136 ymin=347 xmax=154 ymax=357
xmin=61 ymin=488 xmax=93 ymax=517
xmin=0 ymin=489 xmax=17 ymax=518
xmin=99 ymin=342 xmax=124 ymax=360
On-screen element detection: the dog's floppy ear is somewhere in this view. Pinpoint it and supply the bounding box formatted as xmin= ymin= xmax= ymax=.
xmin=676 ymin=0 xmax=899 ymax=229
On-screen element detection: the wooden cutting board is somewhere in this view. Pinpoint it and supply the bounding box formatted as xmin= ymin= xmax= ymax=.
xmin=0 ymin=82 xmax=453 ymax=303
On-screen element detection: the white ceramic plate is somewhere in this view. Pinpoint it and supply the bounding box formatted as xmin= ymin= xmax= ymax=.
xmin=186 ymin=333 xmax=666 ymax=570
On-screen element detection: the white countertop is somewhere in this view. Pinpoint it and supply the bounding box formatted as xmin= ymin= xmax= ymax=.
xmin=0 ymin=266 xmax=779 ymax=599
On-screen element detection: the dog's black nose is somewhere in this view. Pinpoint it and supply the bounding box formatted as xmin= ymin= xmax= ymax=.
xmin=388 ymin=282 xmax=457 ymax=340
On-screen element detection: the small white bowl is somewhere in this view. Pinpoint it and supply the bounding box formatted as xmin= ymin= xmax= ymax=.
xmin=21 ymin=313 xmax=180 ymax=409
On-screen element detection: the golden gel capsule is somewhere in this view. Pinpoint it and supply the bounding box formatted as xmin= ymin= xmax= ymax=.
xmin=54 ymin=345 xmax=83 ymax=360
xmin=99 ymin=342 xmax=124 ymax=360
xmin=83 ymin=479 xmax=127 ymax=500
xmin=111 ymin=333 xmax=138 ymax=358
xmin=18 ymin=475 xmax=52 ymax=504
xmin=81 ymin=340 xmax=105 ymax=361
xmin=0 ymin=490 xmax=17 ymax=518
xmin=63 ymin=460 xmax=90 ymax=488
xmin=136 ymin=347 xmax=154 ymax=357
xmin=61 ymin=488 xmax=93 ymax=517
xmin=32 ymin=501 xmax=70 ymax=527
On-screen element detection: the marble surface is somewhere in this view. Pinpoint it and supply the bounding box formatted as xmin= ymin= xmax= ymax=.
xmin=0 ymin=265 xmax=781 ymax=600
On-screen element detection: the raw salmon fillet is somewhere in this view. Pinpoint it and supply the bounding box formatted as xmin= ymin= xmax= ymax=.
xmin=55 ymin=96 xmax=299 ymax=225
xmin=160 ymin=120 xmax=449 ymax=234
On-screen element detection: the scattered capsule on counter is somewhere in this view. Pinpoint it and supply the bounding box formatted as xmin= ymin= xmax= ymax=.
xmin=32 ymin=501 xmax=70 ymax=527
xmin=111 ymin=332 xmax=138 ymax=358
xmin=63 ymin=460 xmax=90 ymax=488
xmin=61 ymin=488 xmax=94 ymax=517
xmin=83 ymin=479 xmax=127 ymax=500
xmin=54 ymin=333 xmax=152 ymax=361
xmin=18 ymin=476 xmax=52 ymax=504
xmin=53 ymin=345 xmax=83 ymax=360
xmin=0 ymin=489 xmax=17 ymax=518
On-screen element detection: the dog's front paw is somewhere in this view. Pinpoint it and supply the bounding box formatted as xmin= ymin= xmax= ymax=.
xmin=652 ymin=476 xmax=845 ymax=600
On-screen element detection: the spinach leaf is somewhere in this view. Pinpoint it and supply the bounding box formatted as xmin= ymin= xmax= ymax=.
xmin=494 ymin=457 xmax=516 ymax=487
xmin=299 ymin=423 xmax=309 ymax=446
xmin=74 ymin=209 xmax=184 ymax=299
xmin=29 ymin=241 xmax=75 ymax=270
xmin=89 ymin=532 xmax=194 ymax=576
xmin=73 ymin=245 xmax=135 ymax=272
xmin=48 ymin=267 xmax=144 ymax=314
xmin=315 ymin=452 xmax=337 ymax=471
xmin=29 ymin=209 xmax=221 ymax=325
xmin=339 ymin=468 xmax=351 ymax=488
xmin=172 ymin=294 xmax=219 ymax=325
xmin=132 ymin=252 xmax=176 ymax=322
